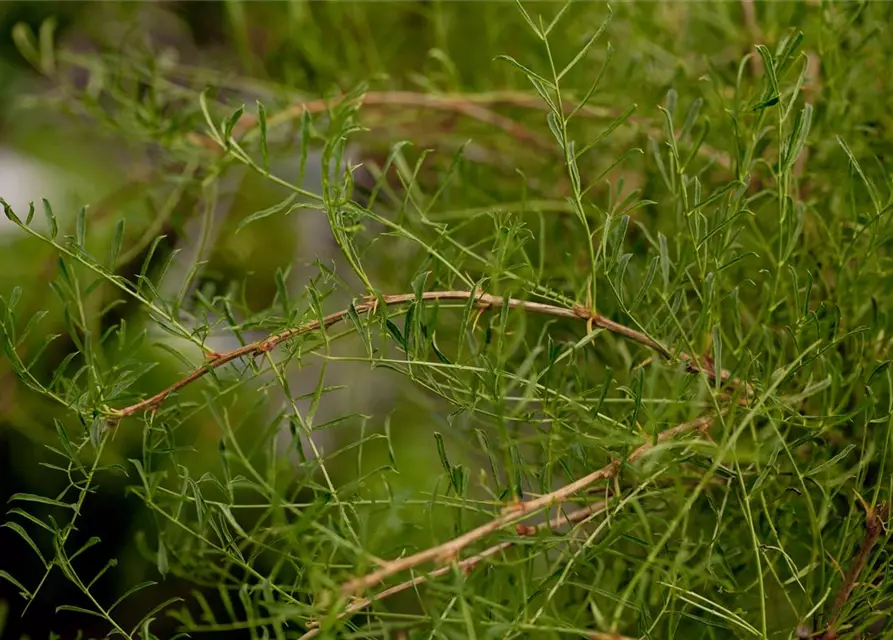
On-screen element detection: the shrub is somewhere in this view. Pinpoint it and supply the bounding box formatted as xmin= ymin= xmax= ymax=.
xmin=1 ymin=2 xmax=892 ymax=638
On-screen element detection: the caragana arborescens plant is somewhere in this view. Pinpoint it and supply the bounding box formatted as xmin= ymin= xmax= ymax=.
xmin=1 ymin=2 xmax=893 ymax=639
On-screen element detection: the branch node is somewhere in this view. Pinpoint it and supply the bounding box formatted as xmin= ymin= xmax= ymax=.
xmin=361 ymin=294 xmax=381 ymax=315
xmin=572 ymin=304 xmax=593 ymax=320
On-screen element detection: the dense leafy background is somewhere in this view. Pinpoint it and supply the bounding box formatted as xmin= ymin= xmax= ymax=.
xmin=1 ymin=2 xmax=892 ymax=639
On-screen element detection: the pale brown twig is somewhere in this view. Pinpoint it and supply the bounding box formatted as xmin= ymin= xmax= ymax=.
xmin=109 ymin=291 xmax=744 ymax=419
xmin=339 ymin=415 xmax=715 ymax=596
xmin=267 ymin=91 xmax=730 ymax=170
xmin=188 ymin=91 xmax=554 ymax=152
xmin=590 ymin=633 xmax=639 ymax=640
xmin=285 ymin=92 xmax=553 ymax=150
xmin=820 ymin=499 xmax=889 ymax=640
xmin=188 ymin=89 xmax=730 ymax=170
xmin=299 ymin=501 xmax=610 ymax=639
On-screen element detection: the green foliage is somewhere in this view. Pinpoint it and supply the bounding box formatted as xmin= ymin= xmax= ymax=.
xmin=2 ymin=1 xmax=893 ymax=639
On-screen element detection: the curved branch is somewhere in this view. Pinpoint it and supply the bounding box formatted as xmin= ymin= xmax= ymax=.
xmin=109 ymin=291 xmax=740 ymax=419
xmin=300 ymin=500 xmax=610 ymax=639
xmin=339 ymin=415 xmax=715 ymax=597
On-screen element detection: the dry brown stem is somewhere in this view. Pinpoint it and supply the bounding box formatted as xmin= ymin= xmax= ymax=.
xmin=820 ymin=499 xmax=889 ymax=639
xmin=299 ymin=501 xmax=610 ymax=639
xmin=188 ymin=89 xmax=730 ymax=170
xmin=339 ymin=415 xmax=715 ymax=597
xmin=109 ymin=291 xmax=744 ymax=419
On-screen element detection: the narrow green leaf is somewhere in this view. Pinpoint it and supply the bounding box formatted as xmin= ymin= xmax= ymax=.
xmin=557 ymin=10 xmax=611 ymax=81
xmin=42 ymin=198 xmax=58 ymax=238
xmin=136 ymin=234 xmax=167 ymax=296
xmin=11 ymin=22 xmax=40 ymax=71
xmin=431 ymin=332 xmax=452 ymax=365
xmin=632 ymin=255 xmax=659 ymax=311
xmin=0 ymin=569 xmax=32 ymax=599
xmin=543 ymin=1 xmax=572 ymax=36
xmin=199 ymin=88 xmax=224 ymax=147
xmin=5 ymin=508 xmax=55 ymax=535
xmin=685 ymin=180 xmax=740 ymax=216
xmin=681 ymin=97 xmax=704 ymax=140
xmin=681 ymin=119 xmax=711 ymax=172
xmin=528 ymin=76 xmax=558 ymax=113
xmin=108 ymin=218 xmax=126 ymax=268
xmin=546 ymin=111 xmax=564 ymax=147
xmin=37 ymin=17 xmax=57 ymax=76
xmin=784 ymin=104 xmax=812 ymax=172
xmin=89 ymin=417 xmax=106 ymax=449
xmin=806 ymin=445 xmax=856 ymax=478
xmin=109 ymin=581 xmax=157 ymax=613
xmin=257 ymin=100 xmax=269 ymax=174
xmin=237 ymin=194 xmax=300 ymax=232
xmin=433 ymin=432 xmax=451 ymax=474
xmin=131 ymin=597 xmax=184 ymax=637
xmin=218 ymin=504 xmax=247 ymax=537
xmin=755 ymin=44 xmax=779 ymax=97
xmin=569 ymin=43 xmax=614 ymax=120
xmin=1 ymin=198 xmax=21 ymax=224
xmin=567 ymin=145 xmax=581 ymax=193
xmin=1 ymin=521 xmax=47 ymax=567
xmin=751 ymin=95 xmax=780 ymax=111
xmin=298 ymin=109 xmax=311 ymax=187
xmin=513 ymin=0 xmax=543 ymax=38
xmin=494 ymin=55 xmax=553 ymax=87
xmin=775 ymin=31 xmax=804 ymax=76
xmin=223 ymin=104 xmax=245 ymax=145
xmin=69 ymin=536 xmax=101 ymax=562
xmin=658 ymin=232 xmax=670 ymax=289
xmin=837 ymin=136 xmax=882 ymax=212
xmin=9 ymin=493 xmax=74 ymax=509
xmin=156 ymin=539 xmax=169 ymax=576
xmin=7 ymin=285 xmax=21 ymax=312
xmin=75 ymin=205 xmax=87 ymax=247
xmin=385 ymin=319 xmax=407 ymax=351
xmin=575 ymin=103 xmax=637 ymax=158
xmin=56 ymin=605 xmax=107 ymax=619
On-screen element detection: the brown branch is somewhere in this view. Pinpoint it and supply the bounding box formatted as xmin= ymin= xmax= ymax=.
xmin=188 ymin=91 xmax=555 ymax=152
xmin=264 ymin=91 xmax=729 ymax=170
xmin=238 ymin=90 xmax=614 ymax=133
xmin=339 ymin=415 xmax=715 ymax=597
xmin=109 ymin=291 xmax=744 ymax=419
xmin=294 ymin=92 xmax=553 ymax=151
xmin=821 ymin=499 xmax=889 ymax=640
xmin=188 ymin=89 xmax=730 ymax=170
xmin=299 ymin=501 xmax=610 ymax=639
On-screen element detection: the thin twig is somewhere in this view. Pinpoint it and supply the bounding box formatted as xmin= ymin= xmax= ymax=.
xmin=267 ymin=91 xmax=729 ymax=170
xmin=299 ymin=501 xmax=610 ymax=639
xmin=188 ymin=89 xmax=730 ymax=170
xmin=339 ymin=415 xmax=715 ymax=596
xmin=109 ymin=291 xmax=744 ymax=419
xmin=188 ymin=91 xmax=554 ymax=152
xmin=821 ymin=499 xmax=889 ymax=639
xmin=589 ymin=633 xmax=639 ymax=640
xmin=287 ymin=92 xmax=553 ymax=150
